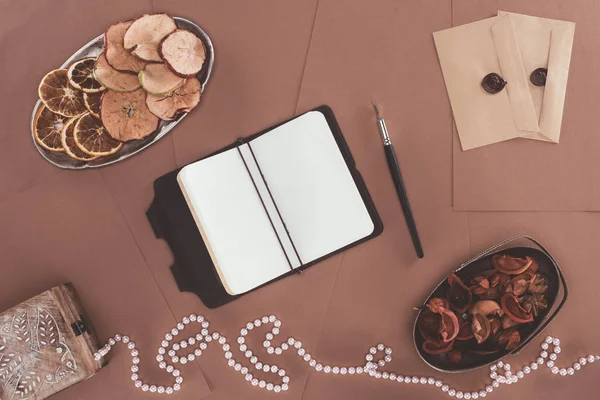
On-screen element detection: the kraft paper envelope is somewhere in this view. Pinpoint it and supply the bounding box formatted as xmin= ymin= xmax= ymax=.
xmin=434 ymin=13 xmax=575 ymax=150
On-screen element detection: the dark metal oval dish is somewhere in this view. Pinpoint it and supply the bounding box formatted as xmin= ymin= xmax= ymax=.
xmin=413 ymin=236 xmax=568 ymax=373
xmin=30 ymin=16 xmax=214 ymax=169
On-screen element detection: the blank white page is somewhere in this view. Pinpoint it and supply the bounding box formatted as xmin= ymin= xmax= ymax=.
xmin=177 ymin=148 xmax=292 ymax=295
xmin=250 ymin=111 xmax=375 ymax=264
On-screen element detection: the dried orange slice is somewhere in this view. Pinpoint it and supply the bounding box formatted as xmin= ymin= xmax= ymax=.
xmin=74 ymin=113 xmax=123 ymax=156
xmin=83 ymin=92 xmax=102 ymax=118
xmin=67 ymin=58 xmax=105 ymax=93
xmin=101 ymin=88 xmax=159 ymax=141
xmin=38 ymin=69 xmax=87 ymax=117
xmin=33 ymin=105 xmax=66 ymax=152
xmin=61 ymin=117 xmax=98 ymax=161
xmin=146 ymin=77 xmax=201 ymax=120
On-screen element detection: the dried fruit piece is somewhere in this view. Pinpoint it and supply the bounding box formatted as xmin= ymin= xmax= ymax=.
xmin=455 ymin=319 xmax=474 ymax=341
xmin=426 ymin=298 xmax=449 ymax=314
xmin=146 ymin=77 xmax=201 ymax=120
xmin=439 ymin=312 xmax=459 ymax=343
xmin=468 ymin=276 xmax=490 ymax=296
xmin=447 ymin=350 xmax=462 ymax=364
xmin=84 ymin=92 xmax=102 ymax=119
xmin=528 ymin=275 xmax=548 ymax=294
xmin=505 ymin=272 xmax=535 ymax=296
xmin=423 ymin=298 xmax=459 ymax=343
xmin=521 ymin=293 xmax=548 ymax=317
xmin=490 ymin=273 xmax=510 ymax=289
xmin=33 ymin=105 xmax=66 ymax=152
xmin=446 ymin=274 xmax=472 ymax=313
xmin=501 ymin=293 xmax=534 ymax=324
xmin=94 ymin=53 xmax=141 ymax=93
xmin=67 ymin=58 xmax=105 ymax=93
xmin=138 ymin=63 xmax=185 ymax=95
xmin=160 ymin=29 xmax=206 ymax=77
xmin=501 ymin=314 xmax=520 ymax=330
xmin=38 ymin=69 xmax=87 ymax=117
xmin=471 ymin=312 xmax=491 ymax=344
xmin=123 ymin=13 xmax=177 ymax=62
xmin=469 ymin=300 xmax=503 ymax=317
xmin=498 ymin=329 xmax=521 ymax=351
xmin=74 ymin=113 xmax=123 ymax=156
xmin=492 ymin=254 xmax=533 ymax=275
xmin=417 ymin=310 xmax=442 ymax=344
xmin=527 ymin=258 xmax=540 ymax=273
xmin=489 ymin=317 xmax=502 ymax=336
xmin=422 ymin=340 xmax=453 ymax=355
xmin=61 ymin=117 xmax=98 ymax=161
xmin=101 ymin=88 xmax=159 ymax=141
xmin=105 ymin=20 xmax=147 ymax=73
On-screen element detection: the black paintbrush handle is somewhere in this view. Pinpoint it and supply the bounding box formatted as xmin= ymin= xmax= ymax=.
xmin=384 ymin=143 xmax=424 ymax=258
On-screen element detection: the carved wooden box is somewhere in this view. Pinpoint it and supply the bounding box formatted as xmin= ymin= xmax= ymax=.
xmin=0 ymin=284 xmax=105 ymax=399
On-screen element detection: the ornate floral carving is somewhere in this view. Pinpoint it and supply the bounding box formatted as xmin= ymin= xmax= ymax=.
xmin=0 ymin=306 xmax=77 ymax=400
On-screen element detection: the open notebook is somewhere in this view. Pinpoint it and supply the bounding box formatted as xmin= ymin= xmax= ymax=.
xmin=177 ymin=110 xmax=376 ymax=295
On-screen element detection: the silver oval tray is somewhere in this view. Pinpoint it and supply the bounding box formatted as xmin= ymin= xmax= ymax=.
xmin=30 ymin=16 xmax=214 ymax=169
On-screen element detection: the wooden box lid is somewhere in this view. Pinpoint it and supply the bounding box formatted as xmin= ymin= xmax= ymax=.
xmin=0 ymin=284 xmax=105 ymax=399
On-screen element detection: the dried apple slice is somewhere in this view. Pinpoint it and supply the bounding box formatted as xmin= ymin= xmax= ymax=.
xmin=123 ymin=14 xmax=177 ymax=62
xmin=33 ymin=105 xmax=66 ymax=152
xmin=61 ymin=117 xmax=98 ymax=161
xmin=67 ymin=58 xmax=105 ymax=93
xmin=105 ymin=20 xmax=147 ymax=73
xmin=94 ymin=53 xmax=141 ymax=93
xmin=160 ymin=29 xmax=206 ymax=78
xmin=138 ymin=63 xmax=185 ymax=95
xmin=83 ymin=92 xmax=102 ymax=118
xmin=38 ymin=69 xmax=87 ymax=117
xmin=146 ymin=77 xmax=201 ymax=120
xmin=74 ymin=113 xmax=123 ymax=156
xmin=101 ymin=88 xmax=159 ymax=141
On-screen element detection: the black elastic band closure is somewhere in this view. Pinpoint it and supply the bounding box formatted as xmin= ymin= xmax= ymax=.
xmin=246 ymin=141 xmax=304 ymax=267
xmin=236 ymin=144 xmax=297 ymax=271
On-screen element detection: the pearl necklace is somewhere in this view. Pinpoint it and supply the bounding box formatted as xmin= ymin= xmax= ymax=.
xmin=94 ymin=314 xmax=598 ymax=397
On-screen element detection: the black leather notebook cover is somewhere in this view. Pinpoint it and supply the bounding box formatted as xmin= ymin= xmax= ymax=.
xmin=147 ymin=105 xmax=383 ymax=308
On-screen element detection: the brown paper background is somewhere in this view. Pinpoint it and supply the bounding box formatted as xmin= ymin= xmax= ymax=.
xmin=1 ymin=0 xmax=600 ymax=399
